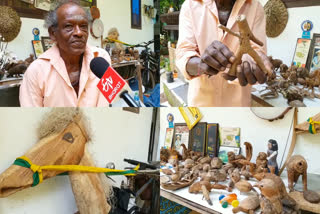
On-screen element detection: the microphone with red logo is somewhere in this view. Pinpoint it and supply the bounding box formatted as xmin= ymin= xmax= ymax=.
xmin=90 ymin=57 xmax=140 ymax=107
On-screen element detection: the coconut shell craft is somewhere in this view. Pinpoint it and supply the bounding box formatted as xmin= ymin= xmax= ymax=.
xmin=0 ymin=6 xmax=22 ymax=42
xmin=0 ymin=109 xmax=139 ymax=214
xmin=264 ymin=0 xmax=288 ymax=38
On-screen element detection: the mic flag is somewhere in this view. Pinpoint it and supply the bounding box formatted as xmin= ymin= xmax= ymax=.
xmin=97 ymin=66 xmax=126 ymax=103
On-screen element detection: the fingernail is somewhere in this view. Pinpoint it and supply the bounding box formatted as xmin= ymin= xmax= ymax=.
xmin=227 ymin=64 xmax=231 ymax=68
xmin=230 ymin=56 xmax=236 ymax=63
xmin=221 ymin=67 xmax=226 ymax=71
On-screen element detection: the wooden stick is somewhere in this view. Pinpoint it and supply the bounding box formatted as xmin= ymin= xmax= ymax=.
xmin=218 ymin=15 xmax=272 ymax=77
xmin=69 ymin=147 xmax=111 ymax=214
xmin=279 ymin=108 xmax=298 ymax=175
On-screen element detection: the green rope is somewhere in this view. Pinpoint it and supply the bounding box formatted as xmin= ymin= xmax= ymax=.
xmin=13 ymin=158 xmax=137 ymax=187
xmin=13 ymin=158 xmax=40 ymax=187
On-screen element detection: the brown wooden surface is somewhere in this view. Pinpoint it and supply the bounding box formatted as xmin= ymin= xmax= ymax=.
xmin=0 ymin=0 xmax=96 ymax=19
xmin=283 ymin=0 xmax=320 ymax=8
xmin=251 ymin=94 xmax=273 ymax=107
xmin=136 ymin=62 xmax=144 ymax=102
xmin=69 ymin=147 xmax=111 ymax=214
xmin=288 ymin=191 xmax=320 ymax=213
xmin=160 ymin=189 xmax=221 ymax=214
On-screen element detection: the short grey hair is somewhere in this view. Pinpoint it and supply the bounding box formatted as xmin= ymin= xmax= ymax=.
xmin=44 ymin=0 xmax=92 ymax=29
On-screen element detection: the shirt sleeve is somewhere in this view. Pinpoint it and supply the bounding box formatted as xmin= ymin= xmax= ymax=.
xmin=176 ymin=1 xmax=200 ymax=80
xmin=19 ymin=61 xmax=44 ymax=107
xmin=250 ymin=1 xmax=267 ymax=54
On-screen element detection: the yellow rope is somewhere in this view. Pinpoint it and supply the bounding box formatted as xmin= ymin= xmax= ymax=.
xmin=18 ymin=156 xmax=139 ymax=185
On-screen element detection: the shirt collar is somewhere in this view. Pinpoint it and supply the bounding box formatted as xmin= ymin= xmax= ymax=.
xmin=38 ymin=44 xmax=95 ymax=100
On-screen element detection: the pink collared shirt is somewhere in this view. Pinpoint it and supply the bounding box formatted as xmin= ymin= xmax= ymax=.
xmin=20 ymin=45 xmax=111 ymax=107
xmin=176 ymin=0 xmax=267 ymax=106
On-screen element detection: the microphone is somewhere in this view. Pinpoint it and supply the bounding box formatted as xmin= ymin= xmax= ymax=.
xmin=90 ymin=57 xmax=140 ymax=107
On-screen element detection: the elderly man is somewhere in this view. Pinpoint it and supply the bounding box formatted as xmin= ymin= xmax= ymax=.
xmin=20 ymin=1 xmax=110 ymax=106
xmin=176 ymin=0 xmax=273 ymax=106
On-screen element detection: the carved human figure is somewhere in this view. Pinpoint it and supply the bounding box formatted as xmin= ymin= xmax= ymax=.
xmin=267 ymin=139 xmax=278 ymax=175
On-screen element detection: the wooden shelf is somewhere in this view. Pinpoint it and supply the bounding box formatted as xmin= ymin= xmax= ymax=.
xmin=163 ymin=25 xmax=179 ymax=31
xmin=283 ymin=0 xmax=320 ymax=8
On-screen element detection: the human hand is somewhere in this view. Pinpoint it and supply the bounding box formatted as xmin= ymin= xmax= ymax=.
xmin=198 ymin=40 xmax=236 ymax=76
xmin=223 ymin=52 xmax=272 ymax=86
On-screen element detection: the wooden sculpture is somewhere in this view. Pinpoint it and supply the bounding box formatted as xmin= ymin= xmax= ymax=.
xmin=218 ymin=15 xmax=272 ymax=77
xmin=232 ymin=195 xmax=260 ymax=213
xmin=0 ymin=109 xmax=112 ymax=213
xmin=286 ymin=155 xmax=308 ymax=192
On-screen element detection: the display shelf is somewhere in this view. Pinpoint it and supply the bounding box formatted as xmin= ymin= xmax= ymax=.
xmin=161 ymin=171 xmax=320 ymax=214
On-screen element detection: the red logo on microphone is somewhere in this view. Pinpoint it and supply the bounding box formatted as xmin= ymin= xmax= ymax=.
xmin=97 ymin=67 xmax=126 ymax=103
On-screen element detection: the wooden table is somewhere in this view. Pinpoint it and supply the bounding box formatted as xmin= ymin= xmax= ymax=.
xmin=251 ymin=84 xmax=320 ymax=107
xmin=161 ymin=173 xmax=320 ymax=214
xmin=113 ymin=60 xmax=144 ymax=102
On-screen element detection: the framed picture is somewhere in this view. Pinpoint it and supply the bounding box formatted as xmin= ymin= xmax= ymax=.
xmin=206 ymin=123 xmax=219 ymax=158
xmin=164 ymin=128 xmax=174 ymax=149
xmin=34 ymin=0 xmax=54 ymax=11
xmin=189 ymin=122 xmax=207 ymax=156
xmin=218 ymin=146 xmax=241 ymax=163
xmin=307 ymin=33 xmax=320 ymax=72
xmin=219 ymin=127 xmax=240 ymax=147
xmin=41 ymin=36 xmax=54 ymax=51
xmin=31 ymin=40 xmax=44 ymax=58
xmin=292 ymin=38 xmax=312 ymax=68
xmin=172 ymin=123 xmax=190 ymax=154
xmin=131 ymin=0 xmax=141 ymax=29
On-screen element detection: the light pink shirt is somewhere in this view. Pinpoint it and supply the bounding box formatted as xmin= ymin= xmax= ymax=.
xmin=176 ymin=0 xmax=267 ymax=106
xmin=20 ymin=45 xmax=111 ymax=107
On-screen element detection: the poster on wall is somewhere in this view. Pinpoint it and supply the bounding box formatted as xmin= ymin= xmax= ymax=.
xmin=189 ymin=122 xmax=207 ymax=156
xmin=206 ymin=123 xmax=219 ymax=158
xmin=219 ymin=127 xmax=240 ymax=147
xmin=164 ymin=128 xmax=174 ymax=149
xmin=172 ymin=123 xmax=190 ymax=154
xmin=307 ymin=34 xmax=320 ymax=72
xmin=31 ymin=40 xmax=44 ymax=58
xmin=131 ymin=0 xmax=141 ymax=29
xmin=218 ymin=146 xmax=240 ymax=163
xmin=292 ymin=38 xmax=312 ymax=68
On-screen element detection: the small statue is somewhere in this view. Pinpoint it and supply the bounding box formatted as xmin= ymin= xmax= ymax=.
xmin=218 ymin=15 xmax=272 ymax=77
xmin=286 ymin=155 xmax=308 ymax=192
xmin=267 ymin=139 xmax=279 ymax=175
xmin=105 ymin=27 xmax=124 ymax=51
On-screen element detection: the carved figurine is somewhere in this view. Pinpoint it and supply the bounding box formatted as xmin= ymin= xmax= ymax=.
xmin=254 ymin=179 xmax=283 ymax=214
xmin=256 ymin=152 xmax=268 ymax=173
xmin=218 ymin=15 xmax=272 ymax=77
xmin=189 ymin=181 xmax=228 ymax=205
xmin=232 ymin=195 xmax=260 ymax=213
xmin=286 ymin=155 xmax=308 ymax=192
xmin=211 ymin=157 xmax=223 ymax=169
xmin=267 ymin=139 xmax=279 ymax=175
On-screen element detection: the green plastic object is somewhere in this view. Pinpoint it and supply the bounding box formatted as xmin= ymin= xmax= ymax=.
xmin=221 ymin=201 xmax=228 ymax=208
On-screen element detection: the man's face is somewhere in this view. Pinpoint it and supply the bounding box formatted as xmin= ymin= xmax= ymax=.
xmin=51 ymin=4 xmax=89 ymax=56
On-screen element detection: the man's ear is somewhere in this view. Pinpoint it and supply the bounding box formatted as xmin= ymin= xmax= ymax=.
xmin=48 ymin=27 xmax=57 ymax=42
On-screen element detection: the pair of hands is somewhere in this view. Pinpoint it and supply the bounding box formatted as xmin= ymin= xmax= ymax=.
xmin=198 ymin=41 xmax=272 ymax=86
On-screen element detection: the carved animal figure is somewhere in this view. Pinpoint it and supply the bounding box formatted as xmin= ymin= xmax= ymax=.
xmin=286 ymin=155 xmax=308 ymax=192
xmin=232 ymin=195 xmax=260 ymax=213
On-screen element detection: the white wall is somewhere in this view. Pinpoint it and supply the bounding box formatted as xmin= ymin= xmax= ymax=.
xmin=7 ymin=0 xmax=154 ymax=60
xmin=0 ymin=107 xmax=153 ymax=214
xmin=258 ymin=0 xmax=320 ymax=65
xmin=158 ymin=107 xmax=320 ymax=175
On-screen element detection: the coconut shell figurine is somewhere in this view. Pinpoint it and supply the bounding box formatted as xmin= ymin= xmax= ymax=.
xmin=0 ymin=109 xmax=137 ymax=214
xmin=232 ymin=195 xmax=260 ymax=213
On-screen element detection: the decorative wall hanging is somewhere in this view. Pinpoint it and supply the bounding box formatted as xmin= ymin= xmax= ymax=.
xmin=0 ymin=6 xmax=22 ymax=42
xmin=292 ymin=38 xmax=312 ymax=68
xmin=131 ymin=0 xmax=141 ymax=29
xmin=264 ymin=0 xmax=288 ymax=38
